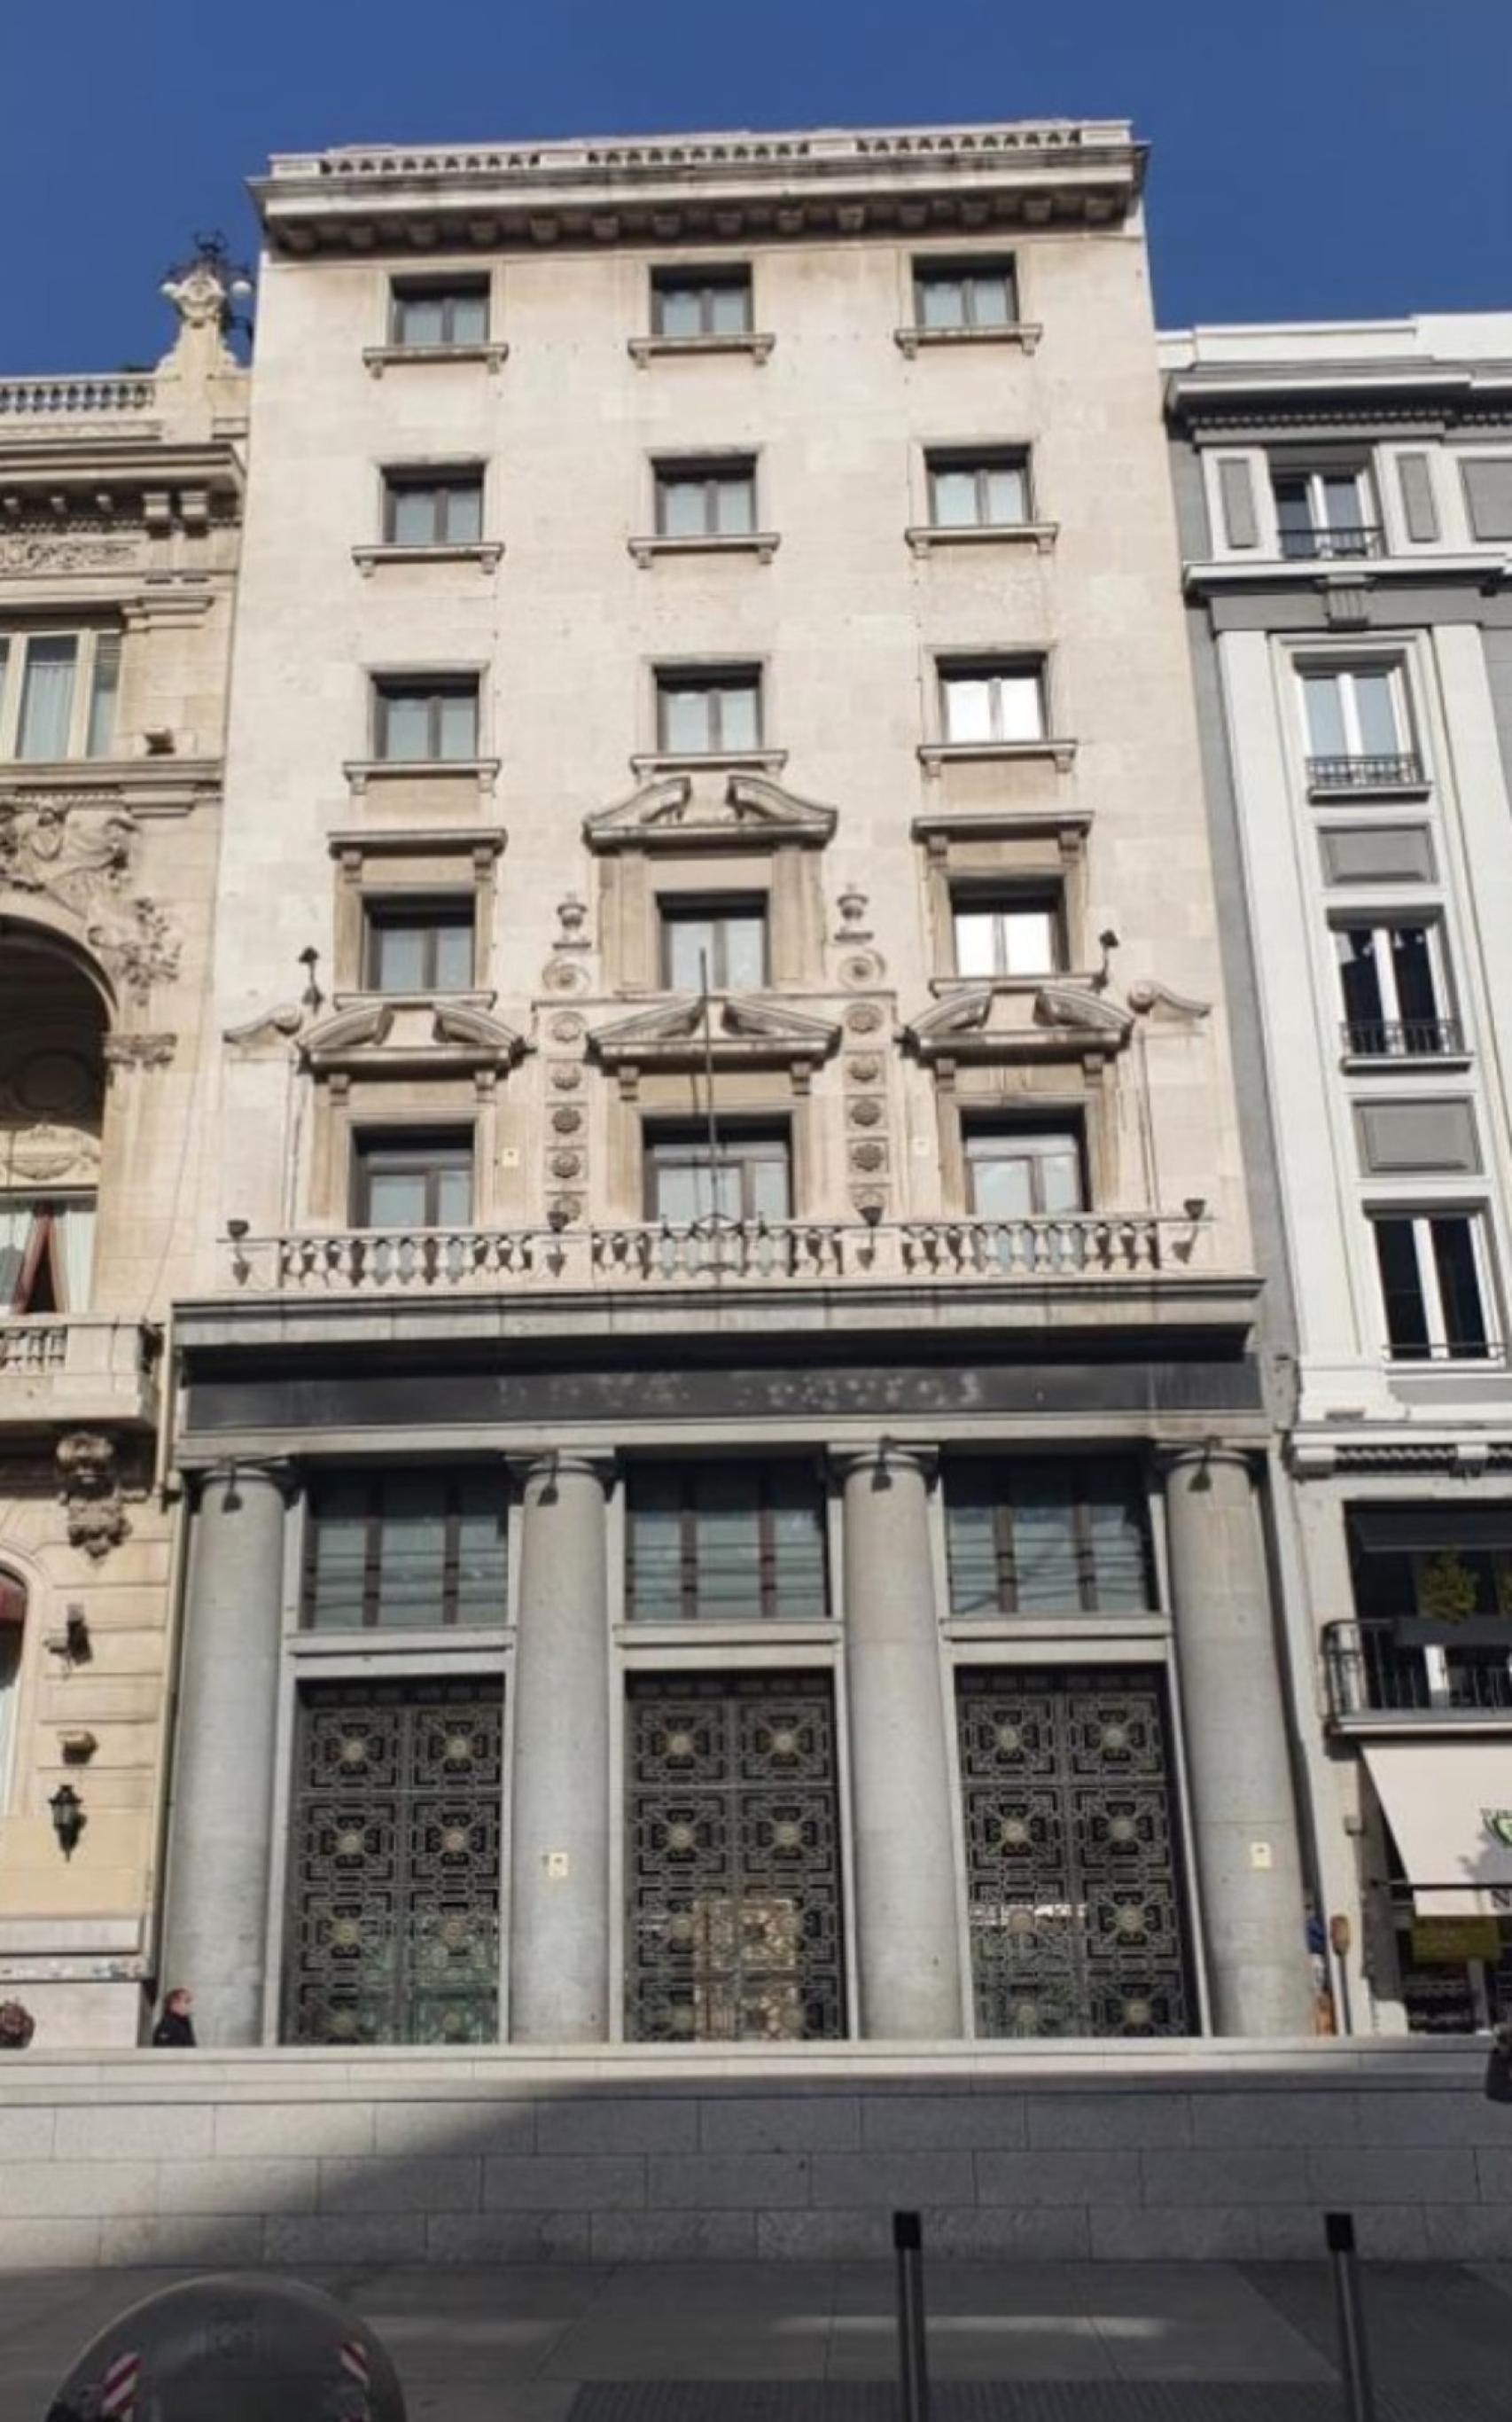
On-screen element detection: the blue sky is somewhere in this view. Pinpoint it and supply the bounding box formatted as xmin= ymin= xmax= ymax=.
xmin=3 ymin=0 xmax=1507 ymax=372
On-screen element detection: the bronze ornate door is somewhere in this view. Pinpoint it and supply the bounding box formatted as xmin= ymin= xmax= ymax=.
xmin=956 ymin=1668 xmax=1192 ymax=2038
xmin=283 ymin=1677 xmax=503 ymax=2045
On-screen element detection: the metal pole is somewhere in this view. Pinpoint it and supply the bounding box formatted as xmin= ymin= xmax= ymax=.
xmin=892 ymin=2209 xmax=930 ymax=2422
xmin=1325 ymin=2210 xmax=1376 ymax=2422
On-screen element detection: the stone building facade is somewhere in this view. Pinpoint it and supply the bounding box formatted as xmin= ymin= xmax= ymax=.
xmin=1165 ymin=314 xmax=1512 ymax=2037
xmin=0 ymin=254 xmax=247 ymax=2043
xmin=147 ymin=120 xmax=1320 ymax=2057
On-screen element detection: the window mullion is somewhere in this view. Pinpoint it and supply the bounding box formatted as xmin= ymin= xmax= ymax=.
xmin=1414 ymin=1218 xmax=1447 ymax=1352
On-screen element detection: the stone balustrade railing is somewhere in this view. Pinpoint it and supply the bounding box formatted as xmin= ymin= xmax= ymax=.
xmin=225 ymin=1213 xmax=1200 ymax=1296
xmin=0 ymin=374 xmax=157 ymax=424
xmin=0 ymin=1322 xmax=68 ymax=1371
xmin=0 ymin=1316 xmax=159 ymax=1422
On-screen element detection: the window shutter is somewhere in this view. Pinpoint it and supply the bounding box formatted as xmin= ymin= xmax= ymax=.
xmin=1462 ymin=458 xmax=1512 ymax=542
xmin=1397 ymin=455 xmax=1439 ymax=543
xmin=1217 ymin=458 xmax=1259 ymax=550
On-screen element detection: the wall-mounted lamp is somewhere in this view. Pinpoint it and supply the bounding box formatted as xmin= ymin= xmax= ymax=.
xmin=45 ymin=1606 xmax=91 ymax=1666
xmin=1095 ymin=928 xmax=1120 ymax=990
xmin=49 ymin=1783 xmax=85 ymax=1860
xmin=298 ymin=945 xmax=323 ymax=1015
xmin=227 ymin=1217 xmax=251 ymax=1283
xmin=59 ymin=1731 xmax=98 ymax=1765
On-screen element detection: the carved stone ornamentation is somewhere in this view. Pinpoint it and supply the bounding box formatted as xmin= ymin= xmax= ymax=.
xmin=88 ymin=896 xmax=181 ymax=1004
xmin=0 ymin=801 xmax=136 ymax=917
xmin=55 ymin=1433 xmax=131 ymax=1563
xmin=584 ymin=769 xmax=837 ymax=852
xmin=223 ymin=1003 xmax=305 ymax=1056
xmin=0 ymin=535 xmax=139 ymax=576
xmin=102 ymin=1032 xmax=176 ymax=1072
xmin=1033 ymin=982 xmax=1135 ymax=1038
xmin=4 ymin=1125 xmax=101 ymax=1187
xmin=1126 ymin=977 xmax=1212 ymax=1022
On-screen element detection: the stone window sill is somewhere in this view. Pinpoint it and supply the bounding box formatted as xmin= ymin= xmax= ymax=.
xmin=629 ymin=747 xmax=789 ymax=778
xmin=343 ymin=757 xmax=501 ymax=797
xmin=628 ymin=532 xmax=781 ymax=567
xmin=627 ymin=332 xmax=775 ymax=366
xmin=894 ymin=323 xmax=1043 ymax=359
xmin=906 ymin=521 xmax=1058 ymax=558
xmin=362 ymin=343 xmax=508 ymax=377
xmin=918 ymin=738 xmax=1077 ymax=777
xmin=353 ymin=543 xmax=502 ymax=575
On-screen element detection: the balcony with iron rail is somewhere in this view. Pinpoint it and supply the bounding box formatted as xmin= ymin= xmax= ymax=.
xmin=1279 ymin=525 xmax=1384 ymax=562
xmin=1306 ymin=753 xmax=1427 ymax=797
xmin=1323 ymin=1617 xmax=1512 ymax=1728
xmin=0 ymin=1317 xmax=160 ymax=1427
xmin=223 ymin=1209 xmax=1209 ymax=1299
xmin=1340 ymin=1016 xmax=1466 ymax=1063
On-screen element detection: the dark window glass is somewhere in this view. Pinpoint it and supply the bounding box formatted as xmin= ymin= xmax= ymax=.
xmin=383 ymin=476 xmax=484 ymax=547
xmin=354 ymin=1132 xmax=473 ymax=1228
xmin=389 ymin=284 xmax=488 ymax=347
xmin=651 ymin=270 xmax=753 ymax=337
xmin=1433 ymin=1217 xmax=1489 ymax=1356
xmin=373 ymin=680 xmax=479 ymax=762
xmin=1373 ymin=1216 xmax=1432 ymax=1357
xmin=646 ymin=1127 xmax=791 ymax=1223
xmin=303 ymin=1472 xmax=505 ymax=1629
xmin=627 ymin=1462 xmax=829 ymax=1621
xmin=946 ymin=1459 xmax=1154 ymax=1615
xmin=659 ymin=899 xmax=768 ymax=988
xmin=364 ymin=901 xmax=475 ymax=992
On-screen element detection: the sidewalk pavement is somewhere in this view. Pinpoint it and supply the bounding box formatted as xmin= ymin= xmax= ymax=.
xmin=3 ymin=2257 xmax=1509 ymax=2421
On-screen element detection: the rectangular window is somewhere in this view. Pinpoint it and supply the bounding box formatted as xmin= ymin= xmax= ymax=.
xmin=964 ymin=1124 xmax=1085 ymax=1219
xmin=1301 ymin=665 xmax=1417 ymax=786
xmin=939 ymin=660 xmax=1045 ymax=746
xmin=18 ymin=637 xmax=77 ymax=760
xmin=0 ymin=1194 xmax=96 ymax=1315
xmin=1334 ymin=921 xmax=1458 ymax=1056
xmin=927 ymin=451 xmax=1029 ymax=529
xmin=659 ymin=897 xmax=768 ymax=989
xmin=1371 ymin=1212 xmax=1495 ymax=1361
xmin=389 ymin=281 xmax=489 ymax=348
xmin=373 ymin=677 xmax=479 ymax=762
xmin=382 ymin=473 xmax=484 ymax=547
xmin=651 ymin=269 xmax=752 ymax=338
xmin=1273 ymin=468 xmax=1378 ymax=559
xmin=952 ymin=887 xmax=1063 ymax=979
xmin=946 ymin=1459 xmax=1154 ymax=1615
xmin=655 ymin=667 xmax=761 ymax=754
xmin=302 ymin=1473 xmax=506 ymax=1629
xmin=654 ymin=460 xmax=757 ymax=537
xmin=0 ymin=630 xmax=121 ymax=763
xmin=626 ymin=1462 xmax=829 ymax=1621
xmin=646 ymin=1125 xmax=791 ymax=1223
xmin=363 ymin=899 xmax=476 ymax=993
xmin=353 ymin=1131 xmax=474 ymax=1228
xmin=914 ymin=258 xmax=1017 ymax=332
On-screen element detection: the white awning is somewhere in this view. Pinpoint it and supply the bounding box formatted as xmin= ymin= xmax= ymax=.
xmin=1364 ymin=1740 xmax=1512 ymax=1915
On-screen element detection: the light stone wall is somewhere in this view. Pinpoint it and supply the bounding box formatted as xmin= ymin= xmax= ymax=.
xmin=0 ymin=2040 xmax=1502 ymax=2267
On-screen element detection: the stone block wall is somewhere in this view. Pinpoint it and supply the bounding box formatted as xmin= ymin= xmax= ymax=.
xmin=0 ymin=2039 xmax=1505 ymax=2270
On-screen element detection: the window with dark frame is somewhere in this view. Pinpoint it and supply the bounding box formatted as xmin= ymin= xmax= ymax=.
xmin=372 ymin=676 xmax=479 ymax=763
xmin=654 ymin=459 xmax=757 ymax=538
xmin=913 ymin=258 xmax=1018 ymax=332
xmin=645 ymin=1125 xmax=791 ymax=1223
xmin=1273 ymin=468 xmax=1378 ymax=560
xmin=927 ymin=451 xmax=1030 ymax=529
xmin=963 ymin=1122 xmax=1086 ymax=1220
xmin=363 ymin=897 xmax=477 ymax=993
xmin=659 ymin=896 xmax=768 ymax=989
xmin=650 ymin=268 xmax=753 ymax=338
xmin=302 ymin=1472 xmax=507 ymax=1629
xmin=353 ymin=1131 xmax=474 ymax=1228
xmin=655 ymin=666 xmax=762 ymax=754
xmin=1333 ymin=921 xmax=1458 ymax=1058
xmin=382 ymin=472 xmax=484 ymax=548
xmin=951 ymin=886 xmax=1064 ymax=979
xmin=1370 ymin=1211 xmax=1494 ymax=1362
xmin=939 ymin=659 xmax=1046 ymax=746
xmin=388 ymin=280 xmax=490 ymax=348
xmin=945 ymin=1457 xmax=1155 ymax=1616
xmin=626 ymin=1461 xmax=830 ymax=1621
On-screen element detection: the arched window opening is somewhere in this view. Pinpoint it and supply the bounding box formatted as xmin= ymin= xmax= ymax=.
xmin=0 ymin=932 xmax=105 ymax=1315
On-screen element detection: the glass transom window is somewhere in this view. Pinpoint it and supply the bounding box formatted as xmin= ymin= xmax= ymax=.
xmin=946 ymin=1458 xmax=1155 ymax=1615
xmin=303 ymin=1473 xmax=506 ymax=1629
xmin=627 ymin=1462 xmax=829 ymax=1621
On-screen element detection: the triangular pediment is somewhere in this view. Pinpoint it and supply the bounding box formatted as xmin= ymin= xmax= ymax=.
xmin=300 ymin=1004 xmax=394 ymax=1067
xmin=905 ymin=988 xmax=994 ymax=1048
xmin=1034 ymin=982 xmax=1134 ymax=1038
xmin=592 ymin=992 xmax=839 ymax=1066
xmin=585 ymin=770 xmax=836 ymax=851
xmin=433 ymin=1004 xmax=527 ymax=1064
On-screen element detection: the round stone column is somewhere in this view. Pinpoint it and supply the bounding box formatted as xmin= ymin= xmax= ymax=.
xmin=1163 ymin=1446 xmax=1314 ymax=2035
xmin=161 ymin=1461 xmax=291 ymax=2045
xmin=837 ymin=1447 xmax=964 ymax=2039
xmin=508 ymin=1452 xmax=612 ymax=2043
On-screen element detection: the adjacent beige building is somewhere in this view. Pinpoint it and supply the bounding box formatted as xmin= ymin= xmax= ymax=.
xmin=0 ymin=252 xmax=247 ymax=2042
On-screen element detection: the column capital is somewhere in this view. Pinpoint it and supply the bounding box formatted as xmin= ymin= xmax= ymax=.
xmin=1157 ymin=1440 xmax=1259 ymax=1482
xmin=830 ymin=1441 xmax=938 ymax=1485
xmin=189 ymin=1457 xmax=300 ymax=1507
xmin=507 ymin=1448 xmax=617 ymax=1491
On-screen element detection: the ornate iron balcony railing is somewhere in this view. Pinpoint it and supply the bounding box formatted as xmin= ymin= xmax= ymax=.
xmin=223 ymin=1212 xmax=1204 ymax=1296
xmin=1279 ymin=525 xmax=1383 ymax=561
xmin=1341 ymin=1017 xmax=1464 ymax=1059
xmin=1306 ymin=753 xmax=1425 ymax=792
xmin=1324 ymin=1618 xmax=1512 ymax=1718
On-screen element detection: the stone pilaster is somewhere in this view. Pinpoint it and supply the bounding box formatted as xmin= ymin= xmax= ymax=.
xmin=1163 ymin=1446 xmax=1313 ymax=2035
xmin=507 ymin=1451 xmax=613 ymax=2043
xmin=836 ymin=1446 xmax=963 ymax=2039
xmin=160 ymin=1461 xmax=292 ymax=2045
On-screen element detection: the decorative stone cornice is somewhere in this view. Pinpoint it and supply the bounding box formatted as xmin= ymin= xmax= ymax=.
xmin=590 ymin=991 xmax=839 ymax=1084
xmin=254 ymin=121 xmax=1143 ymax=254
xmin=584 ymin=769 xmax=837 ymax=852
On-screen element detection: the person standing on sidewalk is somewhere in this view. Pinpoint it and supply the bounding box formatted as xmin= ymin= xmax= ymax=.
xmin=151 ymin=1986 xmax=196 ymax=2047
